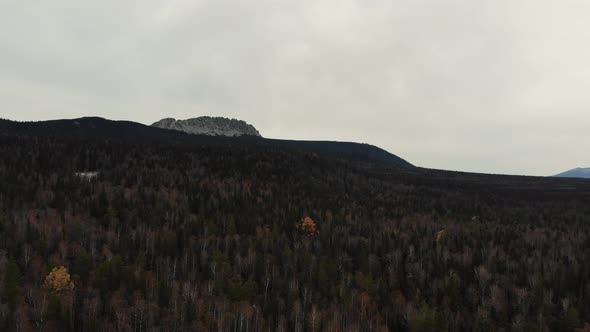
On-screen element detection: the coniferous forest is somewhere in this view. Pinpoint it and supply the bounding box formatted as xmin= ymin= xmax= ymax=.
xmin=1 ymin=133 xmax=590 ymax=331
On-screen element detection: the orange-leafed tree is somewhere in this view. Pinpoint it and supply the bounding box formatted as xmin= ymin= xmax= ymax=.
xmin=435 ymin=230 xmax=447 ymax=243
xmin=44 ymin=266 xmax=75 ymax=293
xmin=297 ymin=216 xmax=318 ymax=236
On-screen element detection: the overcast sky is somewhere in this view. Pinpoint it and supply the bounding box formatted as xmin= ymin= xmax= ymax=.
xmin=1 ymin=1 xmax=589 ymax=176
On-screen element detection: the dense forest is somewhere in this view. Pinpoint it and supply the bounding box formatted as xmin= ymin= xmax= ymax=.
xmin=1 ymin=134 xmax=590 ymax=331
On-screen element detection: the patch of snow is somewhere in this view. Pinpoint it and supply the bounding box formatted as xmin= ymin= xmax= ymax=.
xmin=75 ymin=172 xmax=98 ymax=180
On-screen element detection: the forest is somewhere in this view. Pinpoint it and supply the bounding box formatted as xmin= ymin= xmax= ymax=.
xmin=1 ymin=134 xmax=590 ymax=331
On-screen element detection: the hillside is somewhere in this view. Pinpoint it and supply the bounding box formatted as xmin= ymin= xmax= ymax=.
xmin=0 ymin=117 xmax=412 ymax=168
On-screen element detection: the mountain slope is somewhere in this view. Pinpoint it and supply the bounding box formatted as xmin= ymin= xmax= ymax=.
xmin=0 ymin=117 xmax=189 ymax=142
xmin=152 ymin=117 xmax=261 ymax=137
xmin=554 ymin=167 xmax=590 ymax=179
xmin=0 ymin=117 xmax=413 ymax=168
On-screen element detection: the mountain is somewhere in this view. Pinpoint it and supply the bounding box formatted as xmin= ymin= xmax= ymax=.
xmin=152 ymin=117 xmax=261 ymax=137
xmin=554 ymin=167 xmax=590 ymax=179
xmin=0 ymin=116 xmax=189 ymax=142
xmin=0 ymin=117 xmax=413 ymax=168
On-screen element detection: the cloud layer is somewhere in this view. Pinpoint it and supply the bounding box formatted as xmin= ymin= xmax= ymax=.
xmin=2 ymin=0 xmax=589 ymax=175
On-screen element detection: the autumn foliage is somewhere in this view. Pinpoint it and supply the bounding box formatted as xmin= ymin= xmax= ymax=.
xmin=44 ymin=266 xmax=75 ymax=293
xmin=296 ymin=216 xmax=318 ymax=236
xmin=435 ymin=229 xmax=447 ymax=242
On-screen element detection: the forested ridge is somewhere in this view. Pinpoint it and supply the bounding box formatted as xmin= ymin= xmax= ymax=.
xmin=1 ymin=135 xmax=590 ymax=331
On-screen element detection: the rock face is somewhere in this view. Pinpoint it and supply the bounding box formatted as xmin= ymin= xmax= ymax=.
xmin=152 ymin=117 xmax=261 ymax=137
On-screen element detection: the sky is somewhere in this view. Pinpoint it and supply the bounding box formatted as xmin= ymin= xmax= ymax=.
xmin=1 ymin=1 xmax=589 ymax=176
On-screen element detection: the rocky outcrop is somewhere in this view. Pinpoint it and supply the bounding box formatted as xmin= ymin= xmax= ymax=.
xmin=151 ymin=117 xmax=261 ymax=137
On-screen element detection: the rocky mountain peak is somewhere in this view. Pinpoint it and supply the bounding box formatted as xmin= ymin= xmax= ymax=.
xmin=152 ymin=116 xmax=261 ymax=137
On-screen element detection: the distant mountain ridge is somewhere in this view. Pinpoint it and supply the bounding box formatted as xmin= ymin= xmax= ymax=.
xmin=553 ymin=168 xmax=590 ymax=179
xmin=0 ymin=117 xmax=413 ymax=168
xmin=152 ymin=117 xmax=261 ymax=137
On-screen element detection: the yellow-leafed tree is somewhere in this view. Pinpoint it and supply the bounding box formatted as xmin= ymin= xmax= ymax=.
xmin=44 ymin=266 xmax=75 ymax=293
xmin=297 ymin=216 xmax=318 ymax=236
